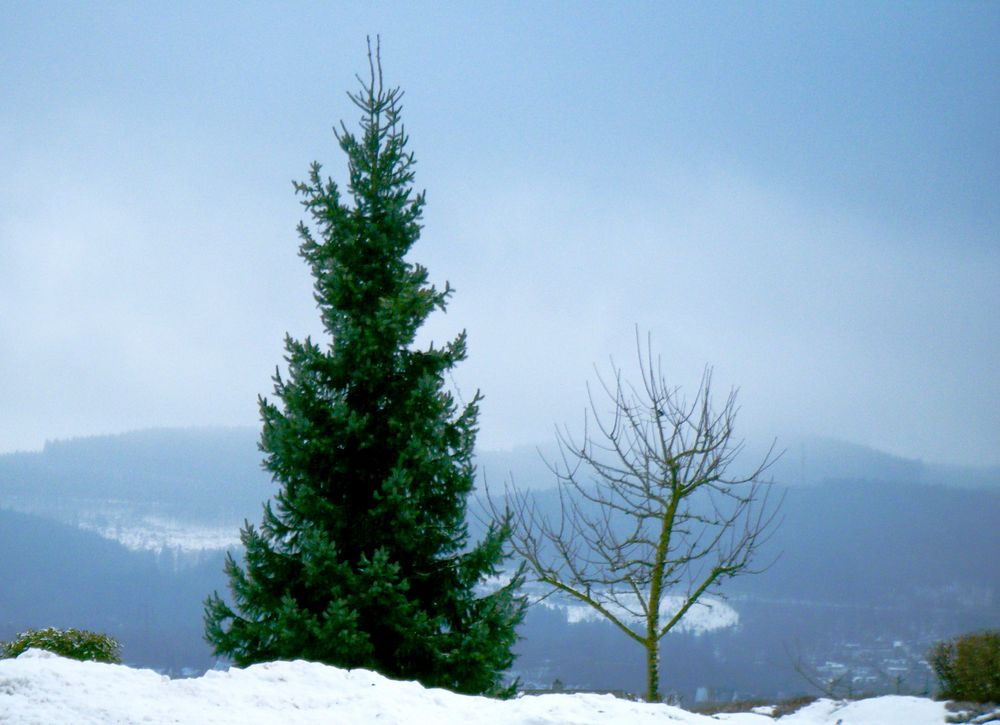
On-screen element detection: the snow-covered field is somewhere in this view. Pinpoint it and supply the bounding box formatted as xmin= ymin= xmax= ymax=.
xmin=0 ymin=649 xmax=955 ymax=724
xmin=0 ymin=495 xmax=242 ymax=554
xmin=76 ymin=514 xmax=239 ymax=554
xmin=540 ymin=593 xmax=739 ymax=635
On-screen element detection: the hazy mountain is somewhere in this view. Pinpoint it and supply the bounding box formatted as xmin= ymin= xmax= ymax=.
xmin=0 ymin=509 xmax=227 ymax=674
xmin=732 ymin=478 xmax=1000 ymax=604
xmin=1 ymin=427 xmax=997 ymax=698
xmin=0 ymin=427 xmax=274 ymax=517
xmin=503 ymin=476 xmax=999 ymax=699
xmin=476 ymin=435 xmax=1000 ymax=492
xmin=1 ymin=428 xmax=995 ymax=520
xmin=764 ymin=435 xmax=1000 ymax=489
xmin=0 ymin=427 xmax=274 ymax=552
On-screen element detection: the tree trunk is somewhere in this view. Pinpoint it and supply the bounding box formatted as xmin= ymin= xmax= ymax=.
xmin=645 ymin=637 xmax=660 ymax=702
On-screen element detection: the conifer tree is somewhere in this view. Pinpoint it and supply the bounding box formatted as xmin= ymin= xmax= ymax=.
xmin=204 ymin=41 xmax=524 ymax=696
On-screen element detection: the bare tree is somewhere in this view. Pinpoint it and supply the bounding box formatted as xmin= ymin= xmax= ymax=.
xmin=494 ymin=334 xmax=780 ymax=702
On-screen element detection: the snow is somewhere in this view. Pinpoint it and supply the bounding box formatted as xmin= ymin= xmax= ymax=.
xmin=0 ymin=649 xmax=953 ymax=725
xmin=549 ymin=594 xmax=739 ymax=635
xmin=0 ymin=495 xmax=241 ymax=554
xmin=77 ymin=514 xmax=239 ymax=553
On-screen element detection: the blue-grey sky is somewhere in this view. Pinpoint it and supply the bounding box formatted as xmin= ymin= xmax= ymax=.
xmin=2 ymin=2 xmax=998 ymax=466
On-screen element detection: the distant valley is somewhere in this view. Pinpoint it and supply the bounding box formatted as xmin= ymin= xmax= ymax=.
xmin=0 ymin=427 xmax=997 ymax=700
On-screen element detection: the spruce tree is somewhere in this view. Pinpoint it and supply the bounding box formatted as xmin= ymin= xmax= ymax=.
xmin=204 ymin=43 xmax=524 ymax=696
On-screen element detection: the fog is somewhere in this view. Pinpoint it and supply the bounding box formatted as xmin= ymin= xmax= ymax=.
xmin=2 ymin=3 xmax=997 ymax=465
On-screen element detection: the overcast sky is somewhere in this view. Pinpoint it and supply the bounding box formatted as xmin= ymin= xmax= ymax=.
xmin=2 ymin=2 xmax=997 ymax=466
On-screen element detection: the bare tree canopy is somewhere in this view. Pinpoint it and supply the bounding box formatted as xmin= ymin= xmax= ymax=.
xmin=493 ymin=332 xmax=781 ymax=702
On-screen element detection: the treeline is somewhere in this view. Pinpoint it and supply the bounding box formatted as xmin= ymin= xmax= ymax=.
xmin=0 ymin=427 xmax=272 ymax=519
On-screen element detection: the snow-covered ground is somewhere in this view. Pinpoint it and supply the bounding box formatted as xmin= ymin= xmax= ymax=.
xmin=0 ymin=649 xmax=955 ymax=725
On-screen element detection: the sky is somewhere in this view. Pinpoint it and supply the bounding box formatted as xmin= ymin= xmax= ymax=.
xmin=1 ymin=2 xmax=997 ymax=466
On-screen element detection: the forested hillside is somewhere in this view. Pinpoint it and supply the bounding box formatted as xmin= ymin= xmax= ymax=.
xmin=0 ymin=509 xmax=226 ymax=674
xmin=1 ymin=428 xmax=997 ymax=698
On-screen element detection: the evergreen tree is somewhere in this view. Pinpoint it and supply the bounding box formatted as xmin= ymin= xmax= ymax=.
xmin=204 ymin=42 xmax=524 ymax=696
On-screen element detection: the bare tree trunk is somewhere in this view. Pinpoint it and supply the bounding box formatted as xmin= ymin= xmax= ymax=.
xmin=645 ymin=636 xmax=660 ymax=702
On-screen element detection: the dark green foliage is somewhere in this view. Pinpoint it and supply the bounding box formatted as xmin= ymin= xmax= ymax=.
xmin=2 ymin=627 xmax=121 ymax=663
xmin=930 ymin=630 xmax=1000 ymax=703
xmin=204 ymin=42 xmax=523 ymax=696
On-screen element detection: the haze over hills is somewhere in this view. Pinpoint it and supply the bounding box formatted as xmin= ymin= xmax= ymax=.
xmin=0 ymin=428 xmax=275 ymax=552
xmin=2 ymin=426 xmax=996 ymax=514
xmin=474 ymin=468 xmax=999 ymax=697
xmin=0 ymin=427 xmax=997 ymax=698
xmin=477 ymin=434 xmax=1000 ymax=493
xmin=0 ymin=427 xmax=274 ymax=516
xmin=0 ymin=508 xmax=226 ymax=674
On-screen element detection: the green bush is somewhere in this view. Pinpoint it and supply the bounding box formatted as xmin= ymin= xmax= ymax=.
xmin=1 ymin=627 xmax=121 ymax=664
xmin=930 ymin=630 xmax=1000 ymax=703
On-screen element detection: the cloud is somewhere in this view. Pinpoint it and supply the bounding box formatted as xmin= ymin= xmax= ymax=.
xmin=420 ymin=162 xmax=999 ymax=466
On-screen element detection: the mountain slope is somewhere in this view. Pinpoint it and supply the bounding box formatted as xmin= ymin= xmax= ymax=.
xmin=0 ymin=509 xmax=227 ymax=673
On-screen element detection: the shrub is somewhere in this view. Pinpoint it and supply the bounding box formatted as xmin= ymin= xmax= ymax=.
xmin=930 ymin=630 xmax=1000 ymax=703
xmin=1 ymin=627 xmax=121 ymax=664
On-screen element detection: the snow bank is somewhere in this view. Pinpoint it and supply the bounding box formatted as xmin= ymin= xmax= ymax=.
xmin=0 ymin=649 xmax=951 ymax=725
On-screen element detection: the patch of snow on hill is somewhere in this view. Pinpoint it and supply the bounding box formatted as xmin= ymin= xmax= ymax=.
xmin=77 ymin=514 xmax=239 ymax=553
xmin=0 ymin=495 xmax=241 ymax=553
xmin=537 ymin=590 xmax=739 ymax=635
xmin=0 ymin=649 xmax=952 ymax=725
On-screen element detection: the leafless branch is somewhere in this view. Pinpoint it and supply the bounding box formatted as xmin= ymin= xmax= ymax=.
xmin=486 ymin=329 xmax=781 ymax=702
